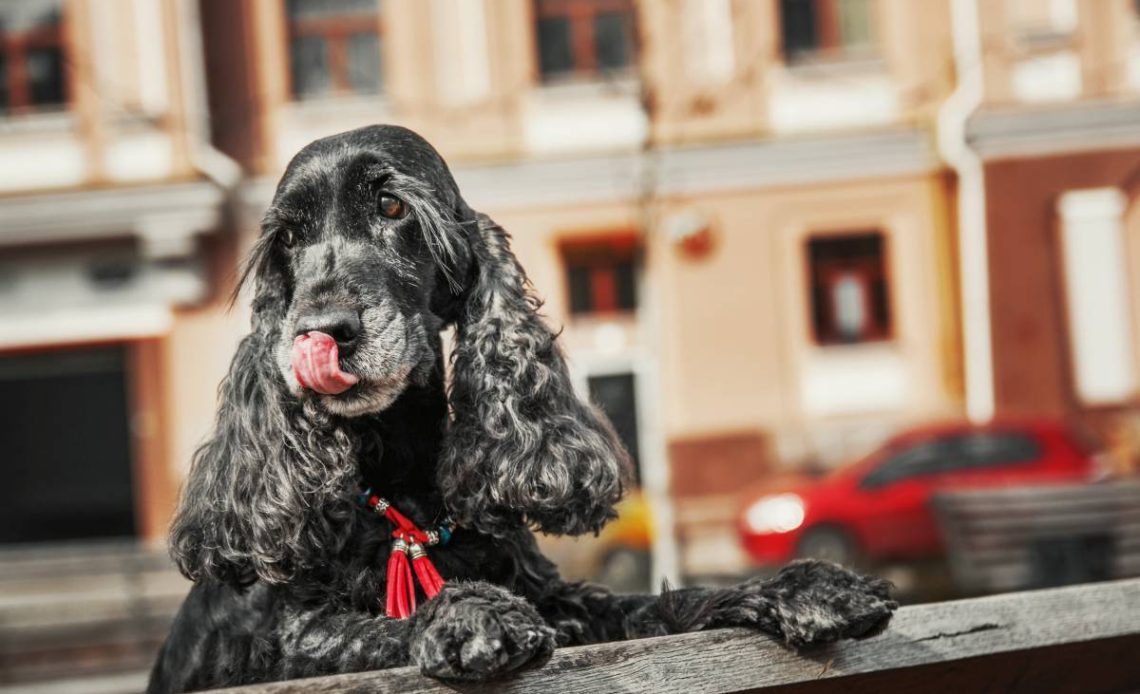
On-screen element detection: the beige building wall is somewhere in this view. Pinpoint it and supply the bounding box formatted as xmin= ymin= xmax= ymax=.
xmin=243 ymin=0 xmax=957 ymax=171
xmin=104 ymin=0 xmax=969 ymax=550
xmin=658 ymin=175 xmax=957 ymax=441
xmin=0 ymin=0 xmax=971 ymax=548
xmin=473 ymin=171 xmax=959 ymax=479
xmin=0 ymin=0 xmax=232 ymax=542
xmin=968 ymin=0 xmax=1140 ymax=472
xmin=220 ymin=0 xmax=965 ymax=498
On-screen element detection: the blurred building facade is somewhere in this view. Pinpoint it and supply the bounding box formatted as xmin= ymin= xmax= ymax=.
xmin=203 ymin=0 xmax=963 ymax=511
xmin=1 ymin=0 xmax=1139 ymax=554
xmin=971 ymin=0 xmax=1140 ymax=472
xmin=0 ymin=0 xmax=239 ymax=546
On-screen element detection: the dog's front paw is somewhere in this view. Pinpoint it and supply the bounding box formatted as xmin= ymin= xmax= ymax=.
xmin=410 ymin=581 xmax=555 ymax=681
xmin=751 ymin=559 xmax=897 ymax=648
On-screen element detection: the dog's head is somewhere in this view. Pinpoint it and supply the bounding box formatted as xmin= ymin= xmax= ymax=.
xmin=256 ymin=126 xmax=467 ymax=417
xmin=169 ymin=126 xmax=628 ymax=584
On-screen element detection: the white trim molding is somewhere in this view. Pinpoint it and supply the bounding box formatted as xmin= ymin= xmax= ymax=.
xmin=767 ymin=67 xmax=899 ymax=135
xmin=968 ymin=99 xmax=1140 ymax=161
xmin=1010 ymin=51 xmax=1082 ymax=103
xmin=245 ymin=126 xmax=938 ymax=215
xmin=0 ymin=304 xmax=174 ymax=351
xmin=0 ymin=181 xmax=224 ymax=257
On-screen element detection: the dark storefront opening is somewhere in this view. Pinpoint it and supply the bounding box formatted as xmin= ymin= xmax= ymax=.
xmin=588 ymin=371 xmax=641 ymax=485
xmin=0 ymin=345 xmax=136 ymax=543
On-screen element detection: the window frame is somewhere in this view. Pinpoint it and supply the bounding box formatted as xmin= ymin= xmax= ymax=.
xmin=860 ymin=431 xmax=1043 ymax=490
xmin=953 ymin=431 xmax=1042 ymax=470
xmin=860 ymin=437 xmax=958 ymax=489
xmin=532 ymin=0 xmax=638 ymax=83
xmin=777 ymin=0 xmax=877 ymax=65
xmin=0 ymin=7 xmax=69 ymax=115
xmin=285 ymin=1 xmax=384 ymax=101
xmin=805 ymin=230 xmax=893 ymax=347
xmin=559 ymin=231 xmax=641 ymax=318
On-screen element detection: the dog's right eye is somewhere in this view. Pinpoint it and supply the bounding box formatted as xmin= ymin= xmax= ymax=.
xmin=378 ymin=194 xmax=407 ymax=220
xmin=280 ymin=229 xmax=297 ymax=249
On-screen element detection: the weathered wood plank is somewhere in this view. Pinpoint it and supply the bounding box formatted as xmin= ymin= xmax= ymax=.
xmin=215 ymin=578 xmax=1140 ymax=694
xmin=771 ymin=635 xmax=1140 ymax=694
xmin=0 ymin=542 xmax=187 ymax=686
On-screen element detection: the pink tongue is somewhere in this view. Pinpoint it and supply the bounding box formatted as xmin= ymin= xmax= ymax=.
xmin=292 ymin=332 xmax=359 ymax=395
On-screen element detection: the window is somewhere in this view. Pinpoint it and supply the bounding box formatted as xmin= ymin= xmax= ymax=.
xmin=807 ymin=232 xmax=891 ymax=345
xmin=561 ymin=234 xmax=639 ymax=316
xmin=534 ymin=0 xmax=636 ymax=81
xmin=778 ymin=0 xmax=874 ymax=62
xmin=287 ymin=0 xmax=382 ymax=100
xmin=956 ymin=432 xmax=1041 ymax=469
xmin=0 ymin=0 xmax=67 ymax=115
xmin=861 ymin=438 xmax=956 ymax=488
xmin=588 ymin=372 xmax=641 ymax=484
xmin=861 ymin=432 xmax=1041 ymax=489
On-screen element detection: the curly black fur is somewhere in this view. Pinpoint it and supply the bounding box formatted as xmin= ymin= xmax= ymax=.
xmin=440 ymin=214 xmax=626 ymax=537
xmin=148 ymin=125 xmax=897 ymax=693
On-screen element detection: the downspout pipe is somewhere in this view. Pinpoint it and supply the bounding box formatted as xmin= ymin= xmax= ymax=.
xmin=937 ymin=0 xmax=994 ymax=423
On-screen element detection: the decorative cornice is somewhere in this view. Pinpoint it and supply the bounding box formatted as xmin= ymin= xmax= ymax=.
xmin=967 ymin=98 xmax=1140 ymax=161
xmin=0 ymin=180 xmax=224 ymax=255
xmin=241 ymin=127 xmax=940 ymax=215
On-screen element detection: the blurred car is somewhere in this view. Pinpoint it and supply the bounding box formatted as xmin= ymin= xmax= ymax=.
xmin=737 ymin=420 xmax=1106 ymax=569
xmin=594 ymin=489 xmax=653 ymax=591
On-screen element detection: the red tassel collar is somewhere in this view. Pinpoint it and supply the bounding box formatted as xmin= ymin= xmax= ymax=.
xmin=359 ymin=488 xmax=455 ymax=619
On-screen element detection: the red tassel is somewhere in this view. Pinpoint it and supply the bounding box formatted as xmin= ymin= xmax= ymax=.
xmin=411 ymin=549 xmax=445 ymax=598
xmin=385 ymin=542 xmax=416 ymax=619
xmin=369 ymin=493 xmax=451 ymax=618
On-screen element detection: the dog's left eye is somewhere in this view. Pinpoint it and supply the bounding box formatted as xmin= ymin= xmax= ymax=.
xmin=378 ymin=194 xmax=407 ymax=220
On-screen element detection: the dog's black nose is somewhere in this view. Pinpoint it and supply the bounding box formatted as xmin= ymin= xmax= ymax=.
xmin=295 ymin=309 xmax=362 ymax=351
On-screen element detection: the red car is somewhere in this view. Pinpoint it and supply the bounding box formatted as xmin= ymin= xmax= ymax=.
xmin=738 ymin=420 xmax=1105 ymax=568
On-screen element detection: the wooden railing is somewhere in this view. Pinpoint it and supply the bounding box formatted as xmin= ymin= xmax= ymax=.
xmin=221 ymin=577 xmax=1140 ymax=694
xmin=0 ymin=540 xmax=186 ymax=690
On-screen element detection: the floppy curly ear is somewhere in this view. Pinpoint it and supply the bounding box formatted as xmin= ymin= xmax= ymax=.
xmin=439 ymin=214 xmax=628 ymax=537
xmin=167 ymin=240 xmax=358 ymax=585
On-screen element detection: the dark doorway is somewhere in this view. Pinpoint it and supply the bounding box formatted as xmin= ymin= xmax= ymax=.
xmin=588 ymin=372 xmax=641 ymax=485
xmin=0 ymin=346 xmax=136 ymax=543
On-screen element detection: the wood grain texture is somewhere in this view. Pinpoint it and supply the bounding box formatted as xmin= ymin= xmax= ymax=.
xmin=215 ymin=578 xmax=1140 ymax=694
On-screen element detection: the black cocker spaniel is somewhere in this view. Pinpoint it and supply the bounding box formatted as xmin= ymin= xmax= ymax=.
xmin=148 ymin=125 xmax=896 ymax=693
